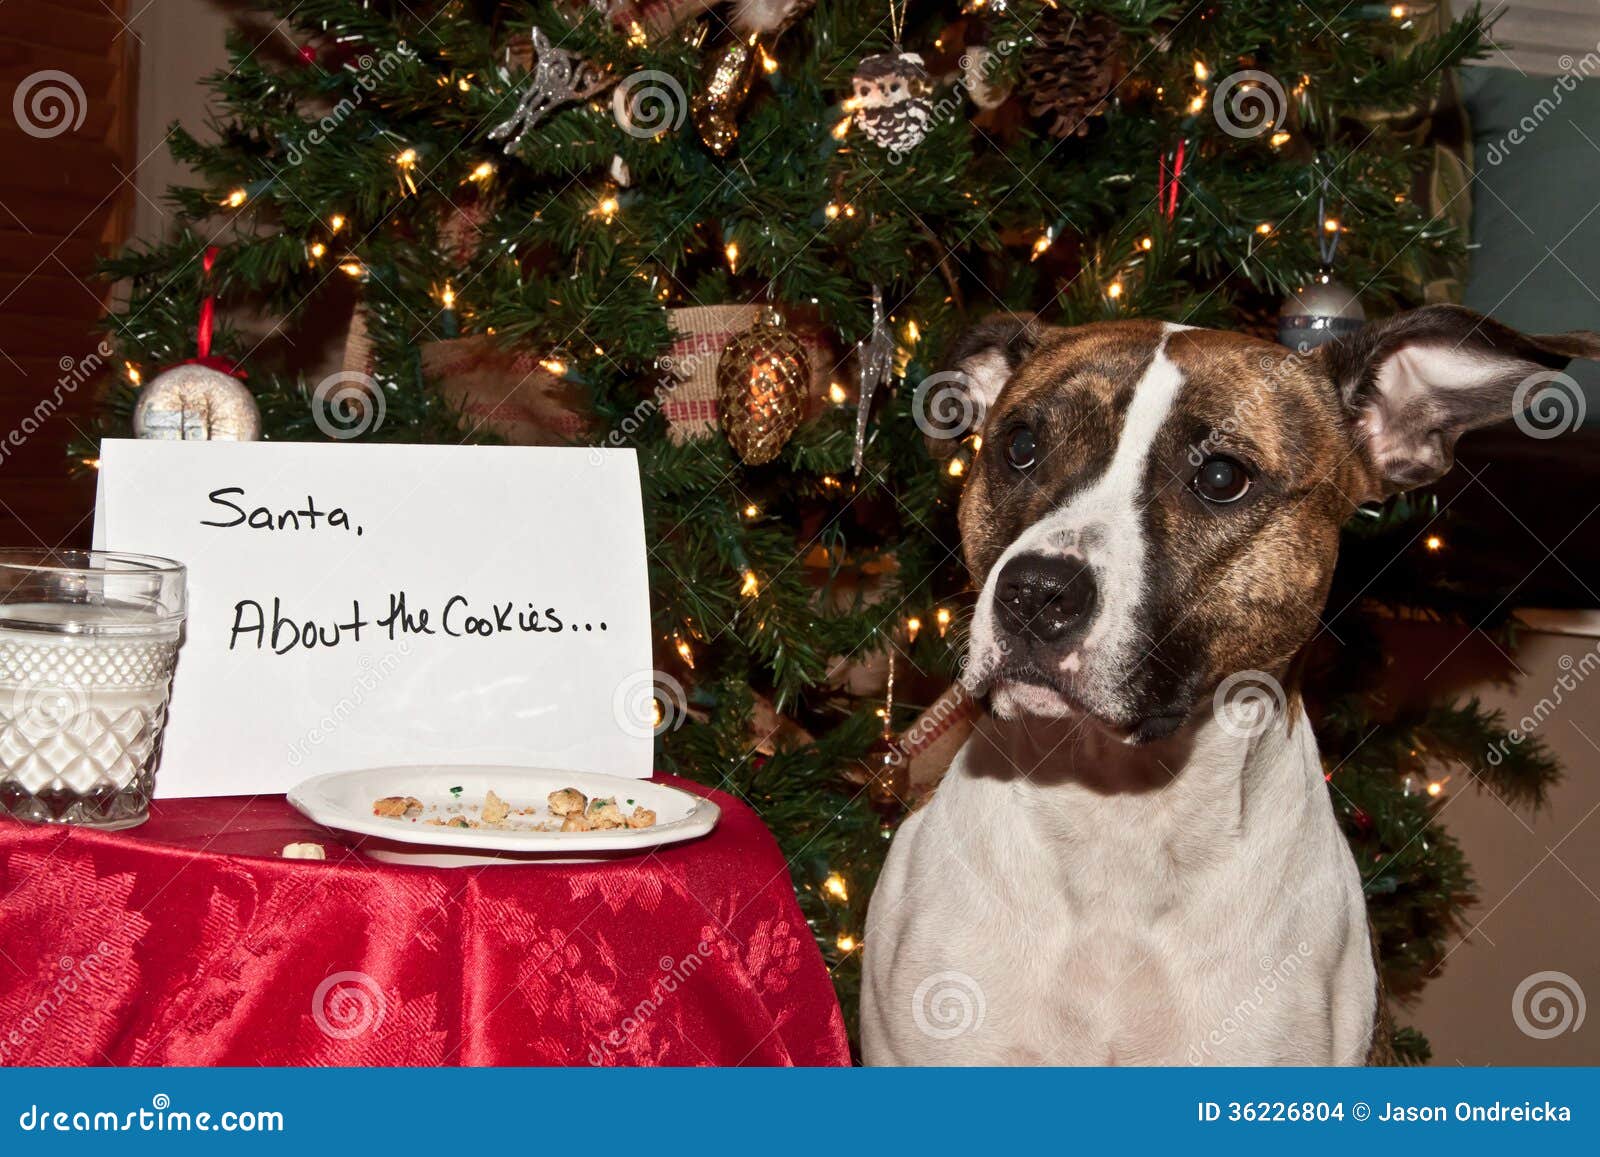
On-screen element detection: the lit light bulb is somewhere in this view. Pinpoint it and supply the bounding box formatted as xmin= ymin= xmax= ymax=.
xmin=221 ymin=188 xmax=247 ymax=209
xmin=540 ymin=358 xmax=567 ymax=376
xmin=457 ymin=76 xmax=472 ymax=92
xmin=329 ymin=214 xmax=346 ymax=233
xmin=906 ymin=616 xmax=922 ymax=643
xmin=1391 ymin=4 xmax=1408 ymax=18
xmin=1256 ymin=222 xmax=1273 ymax=235
xmin=339 ymin=260 xmax=365 ymax=278
xmin=1424 ymin=534 xmax=1443 ymax=552
xmin=724 ymin=241 xmax=739 ymax=271
xmin=1269 ymin=130 xmax=1291 ymax=148
xmin=309 ymin=241 xmax=327 ymax=259
xmin=760 ymin=46 xmax=778 ymax=74
xmin=1139 ymin=236 xmax=1153 ymax=251
xmin=1187 ymin=93 xmax=1205 ymax=114
xmin=1032 ymin=230 xmax=1054 ymax=260
xmin=394 ymin=148 xmax=419 ymax=194
xmin=947 ymin=457 xmax=965 ymax=478
xmin=675 ymin=635 xmax=695 ymax=668
xmin=825 ymin=203 xmax=840 ymax=220
xmin=1193 ymin=61 xmax=1210 ymax=81
xmin=439 ymin=282 xmax=456 ymax=310
xmin=936 ymin=607 xmax=951 ymax=637
xmin=468 ymin=161 xmax=494 ymax=183
xmin=828 ymin=381 xmax=848 ymax=404
xmin=740 ymin=569 xmax=760 ymax=597
xmin=1107 ymin=281 xmax=1125 ymax=300
xmin=832 ymin=115 xmax=852 ymax=140
xmin=836 ymin=933 xmax=857 ymax=953
xmin=743 ymin=503 xmax=760 ymax=519
xmin=597 ymin=194 xmax=620 ymax=221
xmin=124 ymin=362 xmax=141 ymax=385
xmin=1323 ymin=217 xmax=1341 ymax=233
xmin=823 ymin=873 xmax=849 ymax=902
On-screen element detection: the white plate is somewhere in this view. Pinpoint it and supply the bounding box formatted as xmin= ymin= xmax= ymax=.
xmin=287 ymin=765 xmax=719 ymax=864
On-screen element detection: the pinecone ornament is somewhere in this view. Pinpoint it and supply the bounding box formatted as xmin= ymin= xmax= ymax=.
xmin=717 ymin=306 xmax=810 ymax=464
xmin=1021 ymin=11 xmax=1124 ymax=139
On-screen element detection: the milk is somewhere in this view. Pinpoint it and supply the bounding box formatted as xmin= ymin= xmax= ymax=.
xmin=0 ymin=603 xmax=180 ymax=828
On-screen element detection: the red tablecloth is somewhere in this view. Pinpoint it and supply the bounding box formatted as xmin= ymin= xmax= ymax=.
xmin=0 ymin=777 xmax=849 ymax=1066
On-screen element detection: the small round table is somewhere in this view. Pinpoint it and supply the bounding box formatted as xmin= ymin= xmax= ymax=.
xmin=0 ymin=777 xmax=849 ymax=1066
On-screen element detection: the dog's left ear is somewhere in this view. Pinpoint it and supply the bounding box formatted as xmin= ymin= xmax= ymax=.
xmin=1321 ymin=304 xmax=1600 ymax=494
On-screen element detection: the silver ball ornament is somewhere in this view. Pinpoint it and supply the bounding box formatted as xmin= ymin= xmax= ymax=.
xmin=133 ymin=363 xmax=261 ymax=441
xmin=1277 ymin=277 xmax=1366 ymax=354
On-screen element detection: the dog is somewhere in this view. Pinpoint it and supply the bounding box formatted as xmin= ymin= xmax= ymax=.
xmin=862 ymin=305 xmax=1600 ymax=1065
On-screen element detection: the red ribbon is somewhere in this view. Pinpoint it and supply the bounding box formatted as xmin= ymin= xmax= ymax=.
xmin=1158 ymin=139 xmax=1186 ymax=221
xmin=173 ymin=245 xmax=244 ymax=377
xmin=196 ymin=246 xmax=217 ymax=360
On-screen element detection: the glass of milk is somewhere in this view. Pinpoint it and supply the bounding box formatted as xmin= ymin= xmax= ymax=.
xmin=0 ymin=550 xmax=186 ymax=830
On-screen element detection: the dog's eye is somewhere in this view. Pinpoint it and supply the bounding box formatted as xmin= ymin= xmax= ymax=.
xmin=1193 ymin=455 xmax=1251 ymax=503
xmin=1005 ymin=426 xmax=1037 ymax=470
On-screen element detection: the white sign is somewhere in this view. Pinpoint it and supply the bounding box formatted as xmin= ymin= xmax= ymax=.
xmin=93 ymin=440 xmax=654 ymax=796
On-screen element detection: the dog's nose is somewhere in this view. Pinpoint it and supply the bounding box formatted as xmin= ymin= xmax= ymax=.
xmin=994 ymin=554 xmax=1097 ymax=644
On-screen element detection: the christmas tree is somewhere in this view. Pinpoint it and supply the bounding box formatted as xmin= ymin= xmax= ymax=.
xmin=87 ymin=0 xmax=1557 ymax=1060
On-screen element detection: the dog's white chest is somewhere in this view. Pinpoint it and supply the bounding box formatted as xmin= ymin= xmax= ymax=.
xmin=861 ymin=719 xmax=1376 ymax=1066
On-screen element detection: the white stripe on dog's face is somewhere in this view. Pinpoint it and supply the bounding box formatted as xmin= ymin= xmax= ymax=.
xmin=966 ymin=328 xmax=1187 ymax=723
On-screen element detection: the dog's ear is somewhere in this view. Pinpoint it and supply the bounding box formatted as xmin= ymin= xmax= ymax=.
xmin=1321 ymin=304 xmax=1600 ymax=494
xmin=921 ymin=315 xmax=1042 ymax=454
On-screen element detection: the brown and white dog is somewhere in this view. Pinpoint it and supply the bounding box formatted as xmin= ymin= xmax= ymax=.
xmin=862 ymin=306 xmax=1600 ymax=1066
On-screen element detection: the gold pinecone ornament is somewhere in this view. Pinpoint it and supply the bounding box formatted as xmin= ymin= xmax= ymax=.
xmin=717 ymin=306 xmax=809 ymax=464
xmin=1021 ymin=10 xmax=1125 ymax=139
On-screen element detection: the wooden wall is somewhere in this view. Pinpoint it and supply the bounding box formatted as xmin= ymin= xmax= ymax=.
xmin=0 ymin=0 xmax=138 ymax=548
